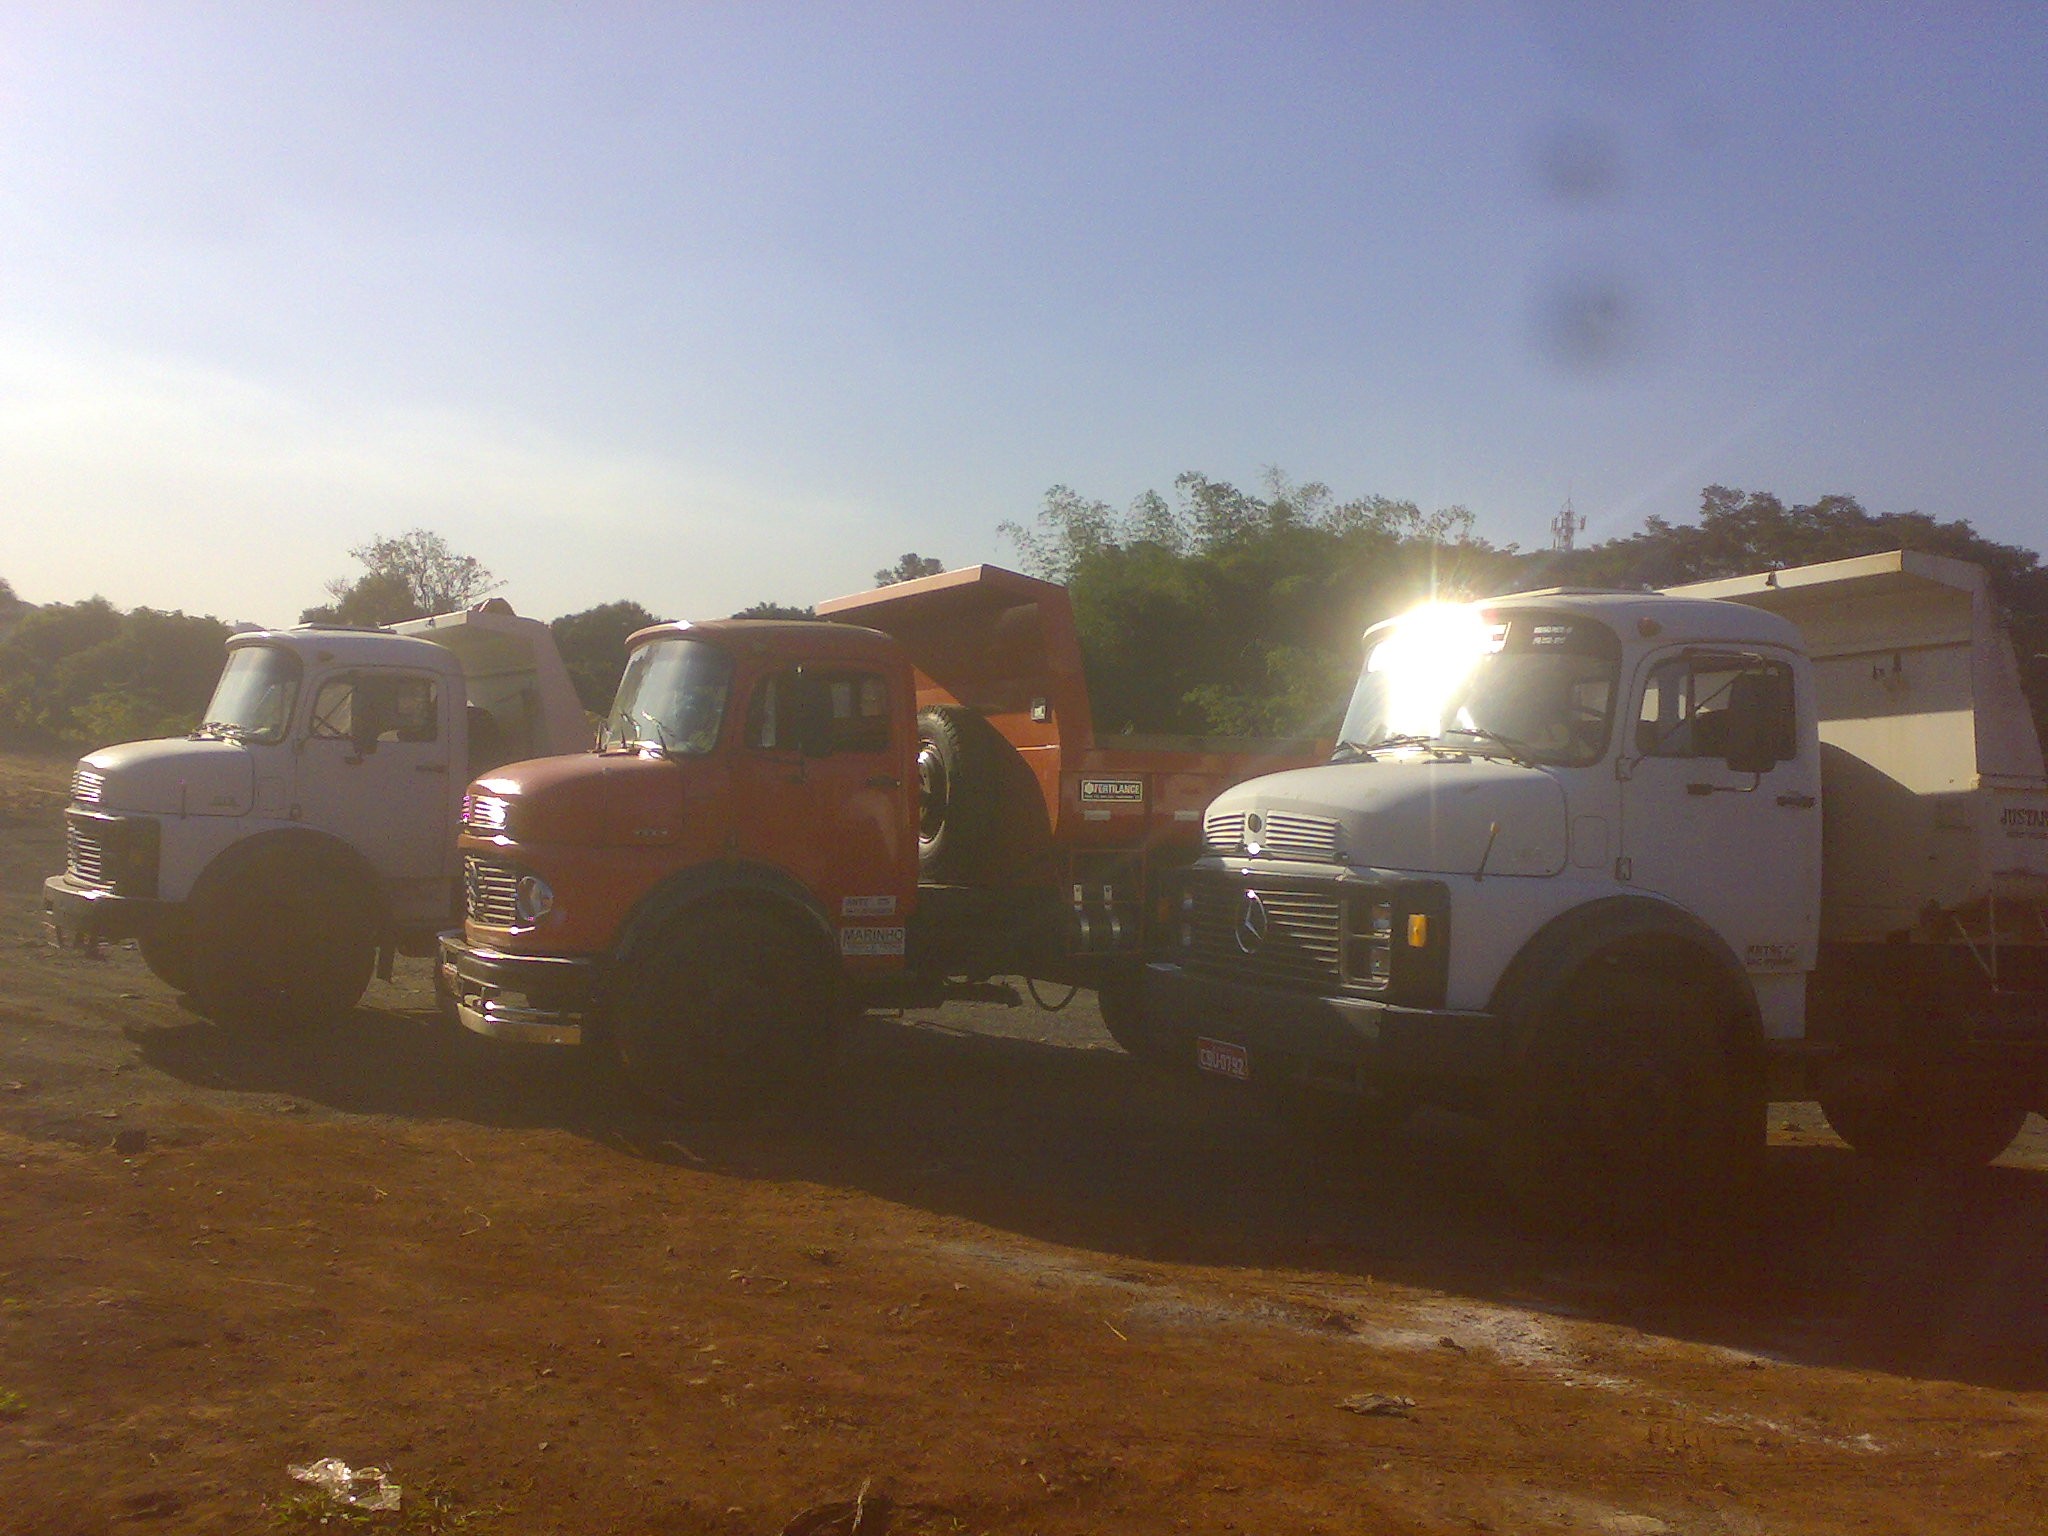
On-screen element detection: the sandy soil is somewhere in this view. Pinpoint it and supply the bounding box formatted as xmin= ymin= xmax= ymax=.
xmin=5 ymin=749 xmax=2048 ymax=1534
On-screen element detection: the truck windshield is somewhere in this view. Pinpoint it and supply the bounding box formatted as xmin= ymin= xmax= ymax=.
xmin=1337 ymin=605 xmax=1621 ymax=768
xmin=601 ymin=638 xmax=734 ymax=755
xmin=195 ymin=645 xmax=302 ymax=745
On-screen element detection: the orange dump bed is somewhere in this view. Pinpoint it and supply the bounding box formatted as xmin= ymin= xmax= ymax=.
xmin=818 ymin=565 xmax=1323 ymax=860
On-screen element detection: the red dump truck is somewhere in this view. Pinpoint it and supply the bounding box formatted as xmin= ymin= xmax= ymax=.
xmin=436 ymin=564 xmax=1322 ymax=1105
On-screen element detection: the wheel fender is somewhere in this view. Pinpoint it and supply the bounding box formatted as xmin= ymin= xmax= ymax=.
xmin=1488 ymin=895 xmax=1762 ymax=1072
xmin=612 ymin=860 xmax=837 ymax=979
xmin=186 ymin=829 xmax=388 ymax=932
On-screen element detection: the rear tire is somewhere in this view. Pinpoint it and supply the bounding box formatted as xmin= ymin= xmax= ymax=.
xmin=607 ymin=906 xmax=833 ymax=1115
xmin=1819 ymin=1071 xmax=2027 ymax=1168
xmin=916 ymin=706 xmax=1002 ymax=883
xmin=1496 ymin=960 xmax=1762 ymax=1239
xmin=187 ymin=859 xmax=378 ymax=1033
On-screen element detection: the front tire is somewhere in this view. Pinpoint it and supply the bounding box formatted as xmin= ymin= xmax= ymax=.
xmin=607 ymin=906 xmax=832 ymax=1115
xmin=139 ymin=927 xmax=198 ymax=996
xmin=1496 ymin=959 xmax=1762 ymax=1238
xmin=187 ymin=859 xmax=377 ymax=1033
xmin=1096 ymin=974 xmax=1178 ymax=1069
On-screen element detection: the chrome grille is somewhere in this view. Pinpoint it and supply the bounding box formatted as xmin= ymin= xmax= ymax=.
xmin=1203 ymin=810 xmax=1245 ymax=854
xmin=1203 ymin=808 xmax=1341 ymax=862
xmin=462 ymin=793 xmax=511 ymax=833
xmin=65 ymin=820 xmax=112 ymax=889
xmin=463 ymin=855 xmax=520 ymax=927
xmin=1183 ymin=880 xmax=1343 ymax=990
xmin=1260 ymin=812 xmax=1341 ymax=861
xmin=71 ymin=766 xmax=105 ymax=806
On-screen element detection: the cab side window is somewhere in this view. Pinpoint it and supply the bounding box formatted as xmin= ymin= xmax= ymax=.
xmin=744 ymin=668 xmax=890 ymax=755
xmin=310 ymin=673 xmax=441 ymax=745
xmin=744 ymin=670 xmax=802 ymax=751
xmin=825 ymin=673 xmax=890 ymax=755
xmin=1637 ymin=655 xmax=1794 ymax=762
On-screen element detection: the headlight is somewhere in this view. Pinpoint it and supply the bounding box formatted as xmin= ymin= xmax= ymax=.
xmin=514 ymin=873 xmax=555 ymax=925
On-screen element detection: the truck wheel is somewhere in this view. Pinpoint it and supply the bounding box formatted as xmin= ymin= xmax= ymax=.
xmin=1497 ymin=962 xmax=1762 ymax=1238
xmin=1096 ymin=975 xmax=1177 ymax=1068
xmin=608 ymin=907 xmax=832 ymax=1115
xmin=1818 ymin=1074 xmax=2028 ymax=1168
xmin=916 ymin=706 xmax=1001 ymax=883
xmin=188 ymin=860 xmax=378 ymax=1033
xmin=139 ymin=929 xmax=198 ymax=996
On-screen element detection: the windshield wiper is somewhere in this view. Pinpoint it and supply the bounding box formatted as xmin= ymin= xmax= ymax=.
xmin=1332 ymin=733 xmax=1439 ymax=763
xmin=1441 ymin=726 xmax=1538 ymax=767
xmin=603 ymin=710 xmax=674 ymax=756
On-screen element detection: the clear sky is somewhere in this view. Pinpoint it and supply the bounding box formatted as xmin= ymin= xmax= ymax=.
xmin=2 ymin=3 xmax=2043 ymax=628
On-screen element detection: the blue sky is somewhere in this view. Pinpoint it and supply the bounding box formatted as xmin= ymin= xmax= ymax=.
xmin=1 ymin=3 xmax=2043 ymax=627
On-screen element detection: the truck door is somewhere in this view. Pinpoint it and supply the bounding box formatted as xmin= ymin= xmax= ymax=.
xmin=1618 ymin=648 xmax=1820 ymax=981
xmin=732 ymin=664 xmax=915 ymax=964
xmin=294 ymin=669 xmax=457 ymax=918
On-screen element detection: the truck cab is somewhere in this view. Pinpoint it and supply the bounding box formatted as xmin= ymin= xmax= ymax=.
xmin=439 ymin=565 xmax=1326 ymax=1108
xmin=44 ymin=604 xmax=586 ymax=1028
xmin=1143 ymin=586 xmax=1818 ymax=1226
xmin=1144 ymin=552 xmax=2048 ymax=1227
xmin=444 ymin=618 xmax=921 ymax=1044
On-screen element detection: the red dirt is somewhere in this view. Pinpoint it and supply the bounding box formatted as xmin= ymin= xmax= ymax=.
xmin=5 ymin=753 xmax=2048 ymax=1534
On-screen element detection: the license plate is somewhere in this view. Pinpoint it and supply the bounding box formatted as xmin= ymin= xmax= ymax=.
xmin=1196 ymin=1036 xmax=1251 ymax=1081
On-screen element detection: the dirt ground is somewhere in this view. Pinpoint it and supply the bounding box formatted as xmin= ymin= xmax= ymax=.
xmin=6 ymin=751 xmax=2048 ymax=1535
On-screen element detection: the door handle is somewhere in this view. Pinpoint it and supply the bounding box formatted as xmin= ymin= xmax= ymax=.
xmin=1775 ymin=792 xmax=1815 ymax=808
xmin=866 ymin=774 xmax=901 ymax=790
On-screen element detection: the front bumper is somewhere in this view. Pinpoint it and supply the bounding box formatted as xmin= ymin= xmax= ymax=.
xmin=1141 ymin=961 xmax=1508 ymax=1090
xmin=43 ymin=875 xmax=174 ymax=946
xmin=437 ymin=934 xmax=600 ymax=1046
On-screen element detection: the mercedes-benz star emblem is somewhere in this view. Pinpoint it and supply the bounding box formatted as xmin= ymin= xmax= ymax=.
xmin=1235 ymin=891 xmax=1270 ymax=954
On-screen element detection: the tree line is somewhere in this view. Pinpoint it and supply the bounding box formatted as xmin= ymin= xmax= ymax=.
xmin=0 ymin=533 xmax=956 ymax=751
xmin=3 ymin=488 xmax=2041 ymax=753
xmin=1000 ymin=473 xmax=2048 ymax=740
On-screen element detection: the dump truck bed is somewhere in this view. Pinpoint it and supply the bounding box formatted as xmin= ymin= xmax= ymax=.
xmin=395 ymin=602 xmax=591 ymax=763
xmin=1672 ymin=551 xmax=2048 ymax=938
xmin=818 ymin=564 xmax=1323 ymax=856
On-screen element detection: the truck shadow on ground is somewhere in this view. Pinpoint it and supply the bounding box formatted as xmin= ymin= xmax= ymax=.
xmin=129 ymin=997 xmax=2048 ymax=1396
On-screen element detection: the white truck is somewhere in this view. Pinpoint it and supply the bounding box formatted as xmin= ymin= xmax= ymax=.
xmin=1141 ymin=550 xmax=2048 ymax=1225
xmin=42 ymin=602 xmax=588 ymax=1028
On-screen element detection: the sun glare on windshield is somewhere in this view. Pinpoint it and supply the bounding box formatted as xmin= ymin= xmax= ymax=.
xmin=1366 ymin=602 xmax=1499 ymax=738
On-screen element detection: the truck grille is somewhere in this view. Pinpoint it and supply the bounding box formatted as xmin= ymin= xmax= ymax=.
xmin=463 ymin=855 xmax=520 ymax=927
xmin=66 ymin=820 xmax=113 ymax=889
xmin=1183 ymin=879 xmax=1344 ymax=990
xmin=462 ymin=793 xmax=511 ymax=833
xmin=71 ymin=766 xmax=105 ymax=806
xmin=1203 ymin=809 xmax=1342 ymax=862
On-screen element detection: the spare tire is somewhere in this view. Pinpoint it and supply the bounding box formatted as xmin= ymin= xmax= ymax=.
xmin=916 ymin=705 xmax=1002 ymax=883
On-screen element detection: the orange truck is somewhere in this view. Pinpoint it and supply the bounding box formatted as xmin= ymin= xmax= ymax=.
xmin=436 ymin=564 xmax=1321 ymax=1106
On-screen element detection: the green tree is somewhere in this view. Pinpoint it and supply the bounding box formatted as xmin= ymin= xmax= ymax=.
xmin=1546 ymin=484 xmax=2048 ymax=738
xmin=1005 ymin=471 xmax=1512 ymax=736
xmin=0 ymin=600 xmax=230 ymax=750
xmin=302 ymin=529 xmax=500 ymax=625
xmin=731 ymin=601 xmax=816 ymax=620
xmin=550 ymin=601 xmax=668 ymax=715
xmin=872 ymin=553 xmax=945 ymax=586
